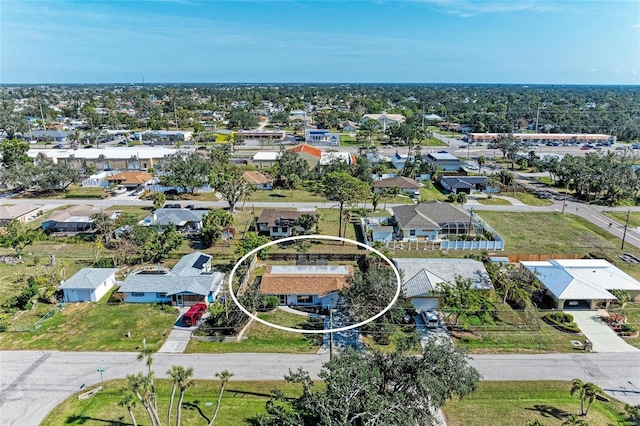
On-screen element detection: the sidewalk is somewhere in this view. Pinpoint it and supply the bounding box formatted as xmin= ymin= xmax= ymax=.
xmin=569 ymin=310 xmax=639 ymax=353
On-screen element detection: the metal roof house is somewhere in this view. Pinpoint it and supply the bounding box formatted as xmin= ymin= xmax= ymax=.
xmin=139 ymin=208 xmax=209 ymax=232
xmin=59 ymin=268 xmax=119 ymax=302
xmin=521 ymin=259 xmax=640 ymax=309
xmin=118 ymin=252 xmax=224 ymax=307
xmin=393 ymin=258 xmax=493 ymax=312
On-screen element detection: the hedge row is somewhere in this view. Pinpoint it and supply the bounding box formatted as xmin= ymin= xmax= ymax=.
xmin=542 ymin=312 xmax=581 ymax=333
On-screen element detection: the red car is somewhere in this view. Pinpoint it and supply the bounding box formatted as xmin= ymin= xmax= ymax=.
xmin=182 ymin=303 xmax=207 ymax=326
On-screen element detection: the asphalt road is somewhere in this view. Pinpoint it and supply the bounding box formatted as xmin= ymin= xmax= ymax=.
xmin=1 ymin=350 xmax=639 ymax=426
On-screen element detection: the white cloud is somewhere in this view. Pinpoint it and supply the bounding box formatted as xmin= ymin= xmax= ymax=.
xmin=418 ymin=0 xmax=562 ymax=17
xmin=631 ymin=23 xmax=640 ymax=29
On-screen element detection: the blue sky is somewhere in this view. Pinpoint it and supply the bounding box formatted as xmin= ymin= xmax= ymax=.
xmin=1 ymin=0 xmax=639 ymax=84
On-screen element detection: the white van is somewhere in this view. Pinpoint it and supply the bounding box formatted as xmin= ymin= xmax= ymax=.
xmin=422 ymin=311 xmax=439 ymax=328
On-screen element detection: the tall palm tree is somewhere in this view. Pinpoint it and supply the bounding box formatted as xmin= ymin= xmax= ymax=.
xmin=137 ymin=348 xmax=158 ymax=413
xmin=175 ymin=366 xmax=195 ymax=426
xmin=167 ymin=365 xmax=194 ymax=426
xmin=570 ymin=378 xmax=587 ymax=415
xmin=127 ymin=372 xmax=161 ymax=426
xmin=118 ymin=388 xmax=138 ymax=426
xmin=209 ymin=370 xmax=234 ymax=426
xmin=370 ymin=190 xmax=382 ymax=212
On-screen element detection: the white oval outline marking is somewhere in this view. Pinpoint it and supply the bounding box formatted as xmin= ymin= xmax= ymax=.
xmin=227 ymin=234 xmax=402 ymax=334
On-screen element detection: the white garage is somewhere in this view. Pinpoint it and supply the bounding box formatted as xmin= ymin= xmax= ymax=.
xmin=59 ymin=268 xmax=119 ymax=302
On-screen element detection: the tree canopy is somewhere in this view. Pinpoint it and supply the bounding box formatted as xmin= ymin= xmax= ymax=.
xmin=257 ymin=342 xmax=480 ymax=426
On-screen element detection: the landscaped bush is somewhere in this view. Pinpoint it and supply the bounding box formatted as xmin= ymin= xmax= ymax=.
xmin=619 ymin=323 xmax=638 ymax=336
xmin=542 ymin=312 xmax=580 ymax=333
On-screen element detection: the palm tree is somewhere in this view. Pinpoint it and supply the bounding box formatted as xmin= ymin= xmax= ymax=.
xmin=209 ymin=370 xmax=234 ymax=426
xmin=127 ymin=372 xmax=161 ymax=426
xmin=118 ymin=388 xmax=138 ymax=426
xmin=570 ymin=379 xmax=587 ymax=415
xmin=583 ymin=382 xmax=603 ymax=416
xmin=167 ymin=365 xmax=194 ymax=426
xmin=175 ymin=366 xmax=195 ymax=426
xmin=137 ymin=348 xmax=158 ymax=413
xmin=477 ymin=155 xmax=486 ymax=174
xmin=370 ymin=190 xmax=382 ymax=212
xmin=153 ymin=192 xmax=166 ymax=210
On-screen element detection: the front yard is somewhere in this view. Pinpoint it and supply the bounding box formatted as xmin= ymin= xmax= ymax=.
xmin=0 ymin=302 xmax=177 ymax=351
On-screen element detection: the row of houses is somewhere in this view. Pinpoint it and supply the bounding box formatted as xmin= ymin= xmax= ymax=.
xmin=59 ymin=251 xmax=640 ymax=314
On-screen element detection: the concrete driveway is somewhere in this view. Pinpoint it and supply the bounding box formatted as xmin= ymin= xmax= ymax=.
xmin=569 ymin=310 xmax=639 ymax=353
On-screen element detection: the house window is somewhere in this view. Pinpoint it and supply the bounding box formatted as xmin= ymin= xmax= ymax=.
xmin=131 ymin=292 xmax=144 ymax=297
xmin=156 ymin=293 xmax=167 ymax=298
xmin=278 ymin=295 xmax=287 ymax=305
xmin=281 ymin=227 xmax=288 ymax=233
xmin=297 ymin=295 xmax=313 ymax=304
xmin=409 ymin=230 xmax=416 ymax=237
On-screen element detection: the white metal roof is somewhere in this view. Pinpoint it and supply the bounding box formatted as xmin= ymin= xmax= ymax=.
xmin=252 ymin=152 xmax=280 ymax=161
xmin=521 ymin=259 xmax=640 ymax=300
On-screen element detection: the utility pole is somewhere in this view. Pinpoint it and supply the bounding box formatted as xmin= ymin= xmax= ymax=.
xmin=561 ymin=182 xmax=569 ymax=214
xmin=329 ymin=309 xmax=334 ymax=359
xmin=621 ymin=209 xmax=631 ymax=250
xmin=534 ymin=105 xmax=541 ymax=133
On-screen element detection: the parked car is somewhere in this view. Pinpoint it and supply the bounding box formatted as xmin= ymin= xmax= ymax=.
xmin=163 ymin=203 xmax=182 ymax=209
xmin=422 ymin=311 xmax=440 ymax=329
xmin=182 ymin=303 xmax=207 ymax=326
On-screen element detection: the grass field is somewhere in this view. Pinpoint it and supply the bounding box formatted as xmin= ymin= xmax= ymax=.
xmin=475 ymin=197 xmax=511 ymax=205
xmin=604 ymin=210 xmax=640 ymax=228
xmin=500 ymin=191 xmax=554 ymax=206
xmin=0 ymin=302 xmax=177 ymax=351
xmin=41 ymin=379 xmax=302 ymax=426
xmin=41 ymin=379 xmax=632 ymax=426
xmin=443 ymin=381 xmax=630 ymax=426
xmin=450 ymin=303 xmax=580 ymax=354
xmin=248 ymin=188 xmax=327 ymax=203
xmin=185 ymin=308 xmax=322 ymax=354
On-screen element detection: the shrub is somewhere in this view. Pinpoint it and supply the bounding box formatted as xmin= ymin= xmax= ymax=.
xmin=543 ymin=312 xmax=580 ymax=333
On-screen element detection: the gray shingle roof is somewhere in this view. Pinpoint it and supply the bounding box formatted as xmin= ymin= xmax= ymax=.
xmin=441 ymin=176 xmax=487 ymax=189
xmin=141 ymin=209 xmax=207 ymax=227
xmin=372 ymin=176 xmax=420 ymax=189
xmin=59 ymin=268 xmax=118 ymax=290
xmin=394 ymin=258 xmax=493 ymax=298
xmin=392 ymin=201 xmax=473 ymax=230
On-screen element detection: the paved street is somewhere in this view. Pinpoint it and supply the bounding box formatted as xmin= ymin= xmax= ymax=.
xmin=1 ymin=350 xmax=639 ymax=426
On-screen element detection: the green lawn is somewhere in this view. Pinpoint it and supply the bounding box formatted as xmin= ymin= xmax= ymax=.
xmin=63 ymin=185 xmax=108 ymax=199
xmin=475 ymin=197 xmax=511 ymax=206
xmin=42 ymin=379 xmax=631 ymax=426
xmin=41 ymin=379 xmax=303 ymax=426
xmin=185 ymin=308 xmax=322 ymax=354
xmin=610 ymin=302 xmax=640 ymax=349
xmin=501 ymin=191 xmax=554 ymax=206
xmin=603 ymin=210 xmax=640 ymax=228
xmin=443 ymin=381 xmax=630 ymax=426
xmin=420 ymin=186 xmax=448 ymax=202
xmin=0 ymin=302 xmax=177 ymax=351
xmin=248 ymin=188 xmax=326 ymax=203
xmin=451 ymin=303 xmax=580 ymax=354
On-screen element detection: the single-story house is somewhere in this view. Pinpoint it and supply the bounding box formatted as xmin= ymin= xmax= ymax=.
xmin=21 ymin=130 xmax=69 ymax=143
xmin=118 ymin=251 xmax=224 ymax=306
xmin=251 ymin=151 xmax=280 ymax=169
xmin=289 ymin=144 xmax=322 ymax=170
xmin=423 ymin=152 xmax=462 ymax=171
xmin=106 ymin=171 xmax=154 ymax=189
xmin=440 ymin=176 xmax=490 ymax=194
xmin=260 ymin=265 xmax=354 ymax=308
xmin=361 ymin=113 xmax=405 ymax=131
xmin=59 ymin=268 xmax=119 ymax=302
xmin=0 ymin=204 xmax=42 ymax=224
xmin=339 ymin=121 xmax=358 ymax=132
xmin=393 ymin=258 xmax=493 ymax=311
xmin=256 ymin=209 xmax=317 ymax=237
xmin=390 ymin=201 xmax=480 ymax=241
xmin=390 ymin=151 xmax=408 ymax=170
xmin=319 ymin=151 xmax=357 ymax=167
xmin=42 ymin=205 xmax=98 ymax=233
xmin=139 ymin=208 xmax=209 ymax=232
xmin=521 ymin=259 xmax=640 ymax=309
xmin=372 ymin=176 xmax=420 ymax=195
xmin=243 ymin=170 xmax=274 ymax=190
xmin=305 ymin=129 xmax=340 ymax=146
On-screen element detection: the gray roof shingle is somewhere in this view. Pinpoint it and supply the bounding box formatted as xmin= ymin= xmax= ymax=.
xmin=59 ymin=268 xmax=118 ymax=290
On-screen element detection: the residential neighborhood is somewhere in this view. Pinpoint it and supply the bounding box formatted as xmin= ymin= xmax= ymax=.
xmin=1 ymin=81 xmax=640 ymax=425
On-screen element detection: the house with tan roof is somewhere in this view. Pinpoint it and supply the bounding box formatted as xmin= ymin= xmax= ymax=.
xmin=256 ymin=208 xmax=317 ymax=237
xmin=0 ymin=204 xmax=42 ymax=224
xmin=260 ymin=265 xmax=354 ymax=308
xmin=42 ymin=205 xmax=98 ymax=234
xmin=289 ymin=144 xmax=322 ymax=169
xmin=361 ymin=112 xmax=405 ymax=131
xmin=106 ymin=171 xmax=154 ymax=189
xmin=243 ymin=170 xmax=274 ymax=190
xmin=372 ymin=176 xmax=421 ymax=195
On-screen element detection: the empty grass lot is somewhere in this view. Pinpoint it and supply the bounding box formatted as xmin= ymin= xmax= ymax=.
xmin=604 ymin=210 xmax=640 ymax=228
xmin=41 ymin=379 xmax=304 ymax=426
xmin=0 ymin=302 xmax=177 ymax=351
xmin=185 ymin=308 xmax=322 ymax=354
xmin=248 ymin=188 xmax=327 ymax=203
xmin=443 ymin=381 xmax=630 ymax=426
xmin=475 ymin=197 xmax=512 ymax=206
xmin=500 ymin=191 xmax=554 ymax=206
